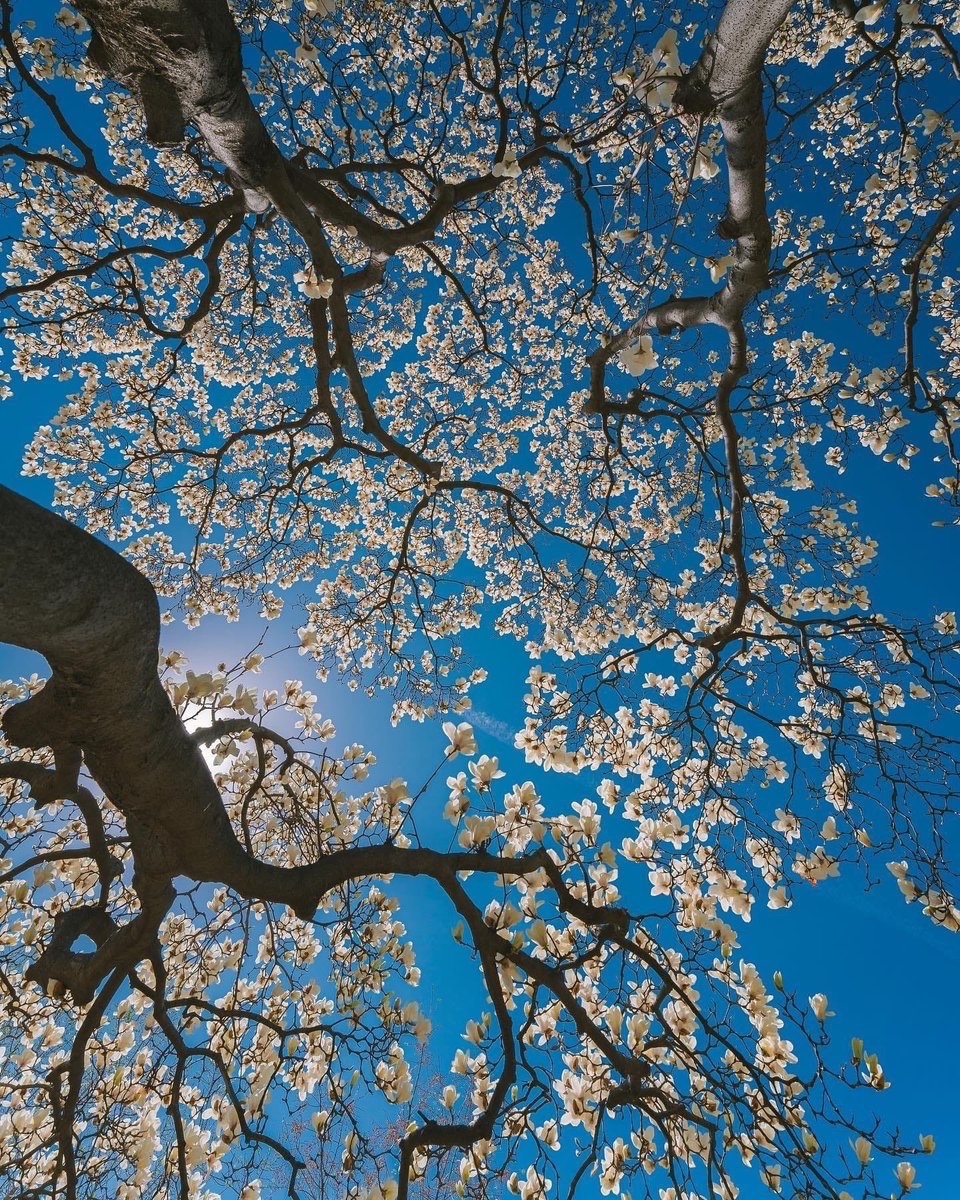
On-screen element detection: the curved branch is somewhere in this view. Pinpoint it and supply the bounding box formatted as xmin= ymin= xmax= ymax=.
xmin=0 ymin=489 xmax=620 ymax=998
xmin=587 ymin=0 xmax=793 ymax=410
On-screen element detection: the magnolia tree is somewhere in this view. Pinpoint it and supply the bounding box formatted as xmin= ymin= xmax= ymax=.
xmin=0 ymin=0 xmax=959 ymax=1196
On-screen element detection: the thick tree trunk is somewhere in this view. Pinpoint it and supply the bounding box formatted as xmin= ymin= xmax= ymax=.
xmin=0 ymin=487 xmax=371 ymax=918
xmin=0 ymin=485 xmax=252 ymax=884
xmin=75 ymin=0 xmax=285 ymax=210
xmin=674 ymin=0 xmax=795 ymax=112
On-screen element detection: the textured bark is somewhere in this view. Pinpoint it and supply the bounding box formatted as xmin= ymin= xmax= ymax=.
xmin=587 ymin=0 xmax=794 ymax=405
xmin=75 ymin=0 xmax=285 ymax=209
xmin=671 ymin=0 xmax=794 ymax=317
xmin=0 ymin=486 xmax=248 ymax=882
xmin=673 ymin=0 xmax=795 ymax=113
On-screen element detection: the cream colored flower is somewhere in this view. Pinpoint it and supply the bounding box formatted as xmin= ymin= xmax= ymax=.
xmin=620 ymin=334 xmax=659 ymax=376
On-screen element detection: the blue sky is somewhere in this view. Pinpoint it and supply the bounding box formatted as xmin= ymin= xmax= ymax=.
xmin=2 ymin=3 xmax=960 ymax=1197
xmin=7 ymin=375 xmax=958 ymax=1194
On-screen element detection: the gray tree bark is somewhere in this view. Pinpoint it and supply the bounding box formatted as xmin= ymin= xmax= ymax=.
xmin=76 ymin=0 xmax=285 ymax=210
xmin=589 ymin=0 xmax=794 ymax=400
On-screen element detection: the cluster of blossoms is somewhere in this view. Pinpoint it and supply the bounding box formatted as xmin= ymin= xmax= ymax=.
xmin=1 ymin=0 xmax=959 ymax=1195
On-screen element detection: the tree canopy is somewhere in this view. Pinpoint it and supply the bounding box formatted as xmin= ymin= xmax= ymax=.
xmin=0 ymin=0 xmax=959 ymax=1197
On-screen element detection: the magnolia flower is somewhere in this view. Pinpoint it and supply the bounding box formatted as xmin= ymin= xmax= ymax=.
xmin=468 ymin=754 xmax=505 ymax=789
xmin=653 ymin=27 xmax=679 ymax=66
xmin=620 ymin=334 xmax=659 ymax=375
xmin=463 ymin=1018 xmax=485 ymax=1045
xmin=854 ymin=1 xmax=884 ymax=22
xmin=529 ymin=918 xmax=550 ymax=950
xmin=294 ymin=267 xmax=334 ymax=299
xmin=887 ymin=859 xmax=921 ymax=901
xmin=492 ymin=151 xmax=521 ymax=178
xmin=647 ymin=28 xmax=680 ymax=107
xmin=693 ymin=148 xmax=720 ymax=180
xmin=851 ymin=1135 xmax=872 ymax=1165
xmin=459 ymin=815 xmax=497 ymax=850
xmin=56 ymin=6 xmax=89 ymax=30
xmin=516 ymin=1165 xmax=552 ymax=1199
xmin=863 ymin=1052 xmax=889 ymax=1089
xmin=295 ymin=40 xmax=319 ymax=62
xmin=809 ymin=993 xmax=834 ymax=1021
xmin=894 ymin=1161 xmax=917 ymax=1191
xmin=443 ymin=720 xmax=477 ymax=757
xmin=767 ymin=885 xmax=791 ymax=910
xmin=707 ymin=253 xmax=734 ymax=282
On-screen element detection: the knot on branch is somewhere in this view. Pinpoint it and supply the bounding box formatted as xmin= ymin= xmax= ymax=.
xmin=602 ymin=908 xmax=630 ymax=937
xmin=605 ymin=1060 xmax=653 ymax=1111
xmin=25 ymin=906 xmax=118 ymax=1007
xmin=289 ymin=895 xmax=321 ymax=922
xmin=26 ymin=873 xmax=174 ymax=1006
xmin=716 ymin=210 xmax=748 ymax=241
xmin=403 ymin=1111 xmax=496 ymax=1152
xmin=673 ymin=42 xmax=719 ymax=115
